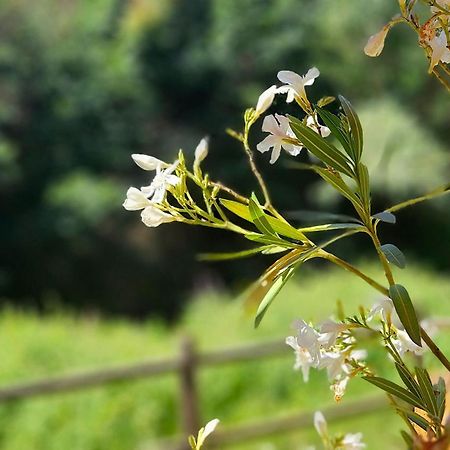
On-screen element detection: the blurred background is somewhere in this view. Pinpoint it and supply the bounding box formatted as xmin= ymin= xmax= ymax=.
xmin=0 ymin=0 xmax=449 ymax=449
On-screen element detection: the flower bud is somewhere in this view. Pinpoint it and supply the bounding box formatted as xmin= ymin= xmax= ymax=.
xmin=364 ymin=24 xmax=391 ymax=57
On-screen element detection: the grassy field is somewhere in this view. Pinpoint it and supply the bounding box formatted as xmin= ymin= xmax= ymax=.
xmin=0 ymin=261 xmax=449 ymax=449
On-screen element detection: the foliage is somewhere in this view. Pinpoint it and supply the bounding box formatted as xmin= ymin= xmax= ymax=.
xmin=0 ymin=263 xmax=449 ymax=449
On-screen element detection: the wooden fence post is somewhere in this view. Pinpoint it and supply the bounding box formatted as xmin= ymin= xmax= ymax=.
xmin=178 ymin=336 xmax=200 ymax=450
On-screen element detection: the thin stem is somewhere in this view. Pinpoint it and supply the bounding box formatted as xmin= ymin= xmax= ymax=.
xmin=319 ymin=251 xmax=389 ymax=296
xmin=243 ymin=130 xmax=272 ymax=208
xmin=421 ymin=327 xmax=450 ymax=372
xmin=368 ymin=224 xmax=395 ymax=286
xmin=207 ymin=181 xmax=249 ymax=204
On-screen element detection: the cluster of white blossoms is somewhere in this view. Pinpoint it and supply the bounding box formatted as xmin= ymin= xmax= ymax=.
xmin=253 ymin=68 xmax=330 ymax=164
xmin=286 ymin=297 xmax=432 ymax=401
xmin=313 ymin=411 xmax=366 ymax=450
xmin=285 ymin=318 xmax=367 ymax=401
xmin=123 ymin=155 xmax=180 ymax=227
xmin=123 ymin=138 xmax=210 ymax=228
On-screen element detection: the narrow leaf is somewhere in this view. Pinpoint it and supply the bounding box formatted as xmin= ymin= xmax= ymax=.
xmin=249 ymin=195 xmax=278 ymax=237
xmin=221 ymin=199 xmax=307 ymax=241
xmin=389 ymin=285 xmax=421 ymax=346
xmin=289 ymin=115 xmax=354 ymax=177
xmin=198 ymin=246 xmax=273 ymax=261
xmin=316 ymin=107 xmax=353 ymax=158
xmin=435 ymin=377 xmax=446 ymax=420
xmin=339 ymin=95 xmax=363 ymax=162
xmin=363 ymin=376 xmax=423 ymax=408
xmin=400 ymin=430 xmax=413 ymax=448
xmin=357 ymin=162 xmax=371 ymax=211
xmin=381 ymin=244 xmax=406 ymax=269
xmin=395 ymin=363 xmax=422 ymax=400
xmin=245 ymin=233 xmax=295 ymax=247
xmin=254 ymin=266 xmax=296 ymax=328
xmin=406 ymin=412 xmax=430 ymax=431
xmin=299 ymin=223 xmax=363 ymax=233
xmin=415 ymin=368 xmax=439 ymax=417
xmin=373 ymin=211 xmax=396 ymax=224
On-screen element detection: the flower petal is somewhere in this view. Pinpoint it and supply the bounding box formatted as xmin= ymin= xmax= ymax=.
xmin=132 ymin=154 xmax=168 ymax=171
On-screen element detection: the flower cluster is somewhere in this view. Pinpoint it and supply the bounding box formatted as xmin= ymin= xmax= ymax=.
xmin=285 ymin=319 xmax=367 ymax=401
xmin=252 ymin=68 xmax=330 ymax=164
xmin=314 ymin=411 xmax=366 ymax=450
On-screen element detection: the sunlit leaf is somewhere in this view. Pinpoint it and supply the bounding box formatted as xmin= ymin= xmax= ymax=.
xmin=249 ymin=194 xmax=278 ymax=237
xmin=221 ymin=199 xmax=307 ymax=241
xmin=381 ymin=244 xmax=406 ymax=269
xmin=363 ymin=376 xmax=423 ymax=408
xmin=389 ymin=284 xmax=421 ymax=345
xmin=395 ymin=363 xmax=422 ymax=400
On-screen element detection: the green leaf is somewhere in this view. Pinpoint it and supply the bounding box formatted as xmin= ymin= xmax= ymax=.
xmin=415 ymin=368 xmax=439 ymax=417
xmin=363 ymin=376 xmax=423 ymax=408
xmin=288 ymin=115 xmax=354 ymax=177
xmin=221 ymin=199 xmax=307 ymax=242
xmin=356 ymin=162 xmax=370 ymax=210
xmin=400 ymin=430 xmax=413 ymax=448
xmin=395 ymin=363 xmax=422 ymax=400
xmin=389 ymin=284 xmax=421 ymax=346
xmin=435 ymin=377 xmax=446 ymax=420
xmin=245 ymin=233 xmax=295 ymax=247
xmin=339 ymin=95 xmax=363 ymax=162
xmin=254 ymin=266 xmax=296 ymax=328
xmin=198 ymin=245 xmax=273 ymax=261
xmin=299 ymin=223 xmax=363 ymax=233
xmin=249 ymin=194 xmax=278 ymax=237
xmin=373 ymin=211 xmax=396 ymax=224
xmin=314 ymin=167 xmax=365 ymax=216
xmin=316 ymin=107 xmax=353 ymax=158
xmin=381 ymin=244 xmax=406 ymax=269
xmin=220 ymin=199 xmax=250 ymax=220
xmin=406 ymin=411 xmax=430 ymax=432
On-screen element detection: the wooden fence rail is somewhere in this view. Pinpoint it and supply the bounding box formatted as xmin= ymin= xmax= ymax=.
xmin=0 ymin=336 xmax=388 ymax=449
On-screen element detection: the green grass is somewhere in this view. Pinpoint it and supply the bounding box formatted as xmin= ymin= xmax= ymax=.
xmin=0 ymin=261 xmax=449 ymax=449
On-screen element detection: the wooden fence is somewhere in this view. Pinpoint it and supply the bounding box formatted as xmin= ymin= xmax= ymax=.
xmin=0 ymin=337 xmax=388 ymax=449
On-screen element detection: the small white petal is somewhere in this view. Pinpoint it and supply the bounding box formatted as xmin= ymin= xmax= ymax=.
xmin=257 ymin=135 xmax=278 ymax=154
xmin=194 ymin=137 xmax=209 ymax=167
xmin=140 ymin=206 xmax=174 ymax=227
xmin=269 ymin=143 xmax=282 ymax=164
xmin=123 ymin=187 xmax=151 ymax=211
xmin=255 ymin=85 xmax=277 ymax=116
xmin=314 ymin=411 xmax=328 ymax=439
xmin=261 ymin=114 xmax=279 ymax=134
xmin=132 ymin=154 xmax=168 ymax=171
xmin=303 ymin=67 xmax=320 ymax=86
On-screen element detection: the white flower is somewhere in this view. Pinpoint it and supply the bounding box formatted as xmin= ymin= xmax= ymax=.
xmin=319 ymin=320 xmax=348 ymax=348
xmin=140 ymin=205 xmax=175 ymax=227
xmin=331 ymin=376 xmax=350 ymax=402
xmin=306 ymin=114 xmax=331 ymax=138
xmin=192 ymin=418 xmax=220 ymax=449
xmin=194 ymin=137 xmax=209 ymax=169
xmin=132 ymin=154 xmax=169 ymax=171
xmin=364 ymin=24 xmax=391 ymax=57
xmin=256 ymin=114 xmax=303 ymax=164
xmin=285 ymin=336 xmax=315 ymax=382
xmin=368 ymin=297 xmax=394 ymax=323
xmin=340 ymin=432 xmax=366 ymax=449
xmin=314 ymin=411 xmax=328 ymax=439
xmin=141 ymin=161 xmax=181 ymax=203
xmin=319 ymin=350 xmax=347 ymax=381
xmin=123 ymin=187 xmax=152 ymax=211
xmin=392 ymin=329 xmax=424 ymax=356
xmin=277 ymin=67 xmax=320 ymax=103
xmin=428 ymin=31 xmax=450 ymax=70
xmin=255 ymin=85 xmax=278 ymax=117
xmin=292 ymin=319 xmax=323 ymax=363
